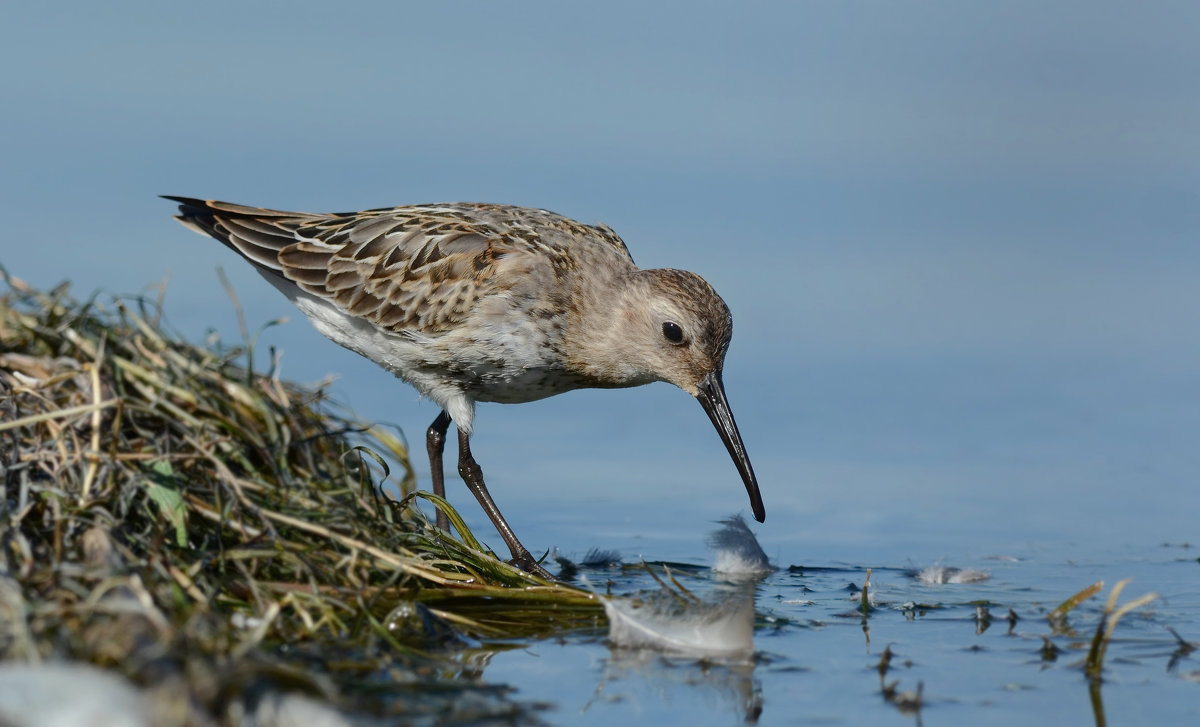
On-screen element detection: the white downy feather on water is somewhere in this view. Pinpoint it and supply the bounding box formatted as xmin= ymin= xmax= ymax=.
xmin=595 ymin=515 xmax=771 ymax=660
xmin=600 ymin=584 xmax=756 ymax=661
xmin=707 ymin=514 xmax=773 ymax=575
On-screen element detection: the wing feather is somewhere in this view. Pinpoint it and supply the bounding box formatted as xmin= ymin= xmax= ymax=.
xmin=167 ymin=197 xmax=635 ymax=335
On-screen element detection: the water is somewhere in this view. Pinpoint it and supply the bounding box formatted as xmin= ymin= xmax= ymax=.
xmin=402 ymin=428 xmax=1199 ymax=726
xmin=465 ymin=529 xmax=1199 ymax=725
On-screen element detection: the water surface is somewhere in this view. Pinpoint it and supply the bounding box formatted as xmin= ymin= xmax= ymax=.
xmin=468 ymin=523 xmax=1198 ymax=725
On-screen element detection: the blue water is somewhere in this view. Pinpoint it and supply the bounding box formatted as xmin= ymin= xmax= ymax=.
xmin=4 ymin=2 xmax=1199 ymax=723
xmin=478 ymin=536 xmax=1199 ymax=726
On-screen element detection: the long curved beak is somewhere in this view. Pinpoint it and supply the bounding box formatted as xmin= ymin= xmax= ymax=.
xmin=696 ymin=370 xmax=765 ymax=522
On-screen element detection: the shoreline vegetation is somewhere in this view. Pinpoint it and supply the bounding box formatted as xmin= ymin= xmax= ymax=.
xmin=0 ymin=269 xmax=600 ymax=725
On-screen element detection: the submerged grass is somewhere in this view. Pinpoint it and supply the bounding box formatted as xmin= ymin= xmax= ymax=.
xmin=1084 ymin=579 xmax=1159 ymax=680
xmin=0 ymin=270 xmax=601 ymax=724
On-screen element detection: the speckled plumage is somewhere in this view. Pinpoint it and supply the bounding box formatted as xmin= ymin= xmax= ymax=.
xmin=167 ymin=196 xmax=762 ymax=578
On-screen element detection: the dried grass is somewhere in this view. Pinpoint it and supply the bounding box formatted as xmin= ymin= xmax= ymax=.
xmin=0 ymin=269 xmax=601 ymax=724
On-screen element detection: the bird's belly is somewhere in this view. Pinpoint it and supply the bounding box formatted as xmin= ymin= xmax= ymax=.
xmin=291 ymin=291 xmax=583 ymax=405
xmin=469 ymin=366 xmax=585 ymax=404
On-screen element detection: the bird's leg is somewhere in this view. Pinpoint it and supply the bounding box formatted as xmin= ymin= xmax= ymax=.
xmin=456 ymin=428 xmax=553 ymax=579
xmin=425 ymin=410 xmax=452 ymax=531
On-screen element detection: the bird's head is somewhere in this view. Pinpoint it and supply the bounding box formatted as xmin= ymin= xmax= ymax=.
xmin=573 ymin=268 xmax=765 ymax=523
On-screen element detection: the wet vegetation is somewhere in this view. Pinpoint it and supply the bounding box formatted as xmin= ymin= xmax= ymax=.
xmin=0 ymin=270 xmax=600 ymax=725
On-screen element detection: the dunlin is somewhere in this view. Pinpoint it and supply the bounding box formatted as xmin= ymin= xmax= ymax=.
xmin=166 ymin=197 xmax=763 ymax=578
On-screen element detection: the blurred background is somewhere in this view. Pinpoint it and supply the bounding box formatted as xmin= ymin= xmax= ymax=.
xmin=4 ymin=1 xmax=1197 ymax=563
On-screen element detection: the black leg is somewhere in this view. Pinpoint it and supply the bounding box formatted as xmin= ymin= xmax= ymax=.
xmin=456 ymin=428 xmax=553 ymax=579
xmin=426 ymin=410 xmax=452 ymax=531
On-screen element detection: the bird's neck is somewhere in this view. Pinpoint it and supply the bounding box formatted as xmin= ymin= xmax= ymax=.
xmin=563 ymin=270 xmax=658 ymax=389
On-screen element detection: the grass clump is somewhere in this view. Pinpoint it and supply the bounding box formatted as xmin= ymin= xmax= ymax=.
xmin=0 ymin=270 xmax=601 ymax=724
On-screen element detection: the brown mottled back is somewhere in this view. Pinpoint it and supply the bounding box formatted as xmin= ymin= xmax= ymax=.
xmin=167 ymin=197 xmax=635 ymax=334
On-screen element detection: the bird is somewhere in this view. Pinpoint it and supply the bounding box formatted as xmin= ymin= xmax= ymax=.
xmin=166 ymin=196 xmax=763 ymax=578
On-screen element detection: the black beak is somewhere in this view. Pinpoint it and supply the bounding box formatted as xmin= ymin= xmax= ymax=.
xmin=696 ymin=370 xmax=765 ymax=523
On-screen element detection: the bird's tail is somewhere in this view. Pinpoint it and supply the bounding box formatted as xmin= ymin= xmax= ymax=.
xmin=162 ymin=196 xmax=306 ymax=273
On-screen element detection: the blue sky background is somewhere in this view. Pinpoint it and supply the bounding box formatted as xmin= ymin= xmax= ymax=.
xmin=3 ymin=1 xmax=1197 ymax=561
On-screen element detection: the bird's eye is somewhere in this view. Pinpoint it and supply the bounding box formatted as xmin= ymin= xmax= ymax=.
xmin=662 ymin=321 xmax=684 ymax=344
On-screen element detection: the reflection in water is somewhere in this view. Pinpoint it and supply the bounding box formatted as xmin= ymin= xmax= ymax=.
xmin=1088 ymin=678 xmax=1106 ymax=727
xmin=590 ymin=582 xmax=763 ymax=723
xmin=589 ymin=644 xmax=763 ymax=724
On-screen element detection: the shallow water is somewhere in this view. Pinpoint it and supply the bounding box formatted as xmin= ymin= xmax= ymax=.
xmin=315 ymin=334 xmax=1200 ymax=725
xmin=471 ymin=530 xmax=1198 ymax=726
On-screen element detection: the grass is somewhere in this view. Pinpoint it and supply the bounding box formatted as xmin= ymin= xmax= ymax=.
xmin=0 ymin=269 xmax=602 ymax=724
xmin=1048 ymin=579 xmax=1159 ymax=679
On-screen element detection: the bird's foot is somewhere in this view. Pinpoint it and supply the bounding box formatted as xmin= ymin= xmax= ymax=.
xmin=509 ymin=550 xmax=555 ymax=580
